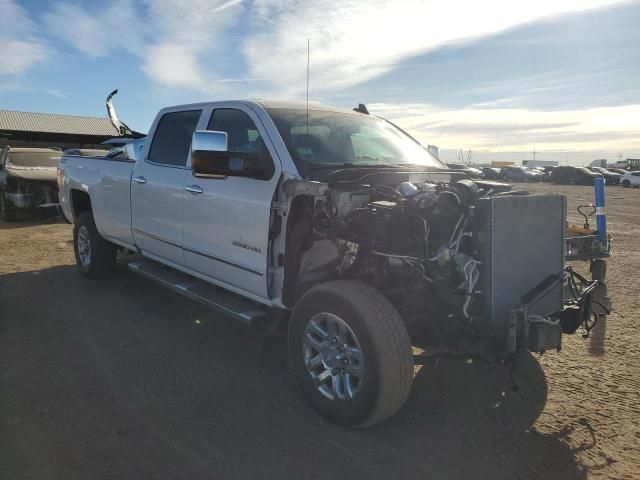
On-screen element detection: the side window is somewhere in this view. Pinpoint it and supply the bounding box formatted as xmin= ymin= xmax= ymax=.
xmin=148 ymin=110 xmax=202 ymax=166
xmin=207 ymin=109 xmax=264 ymax=154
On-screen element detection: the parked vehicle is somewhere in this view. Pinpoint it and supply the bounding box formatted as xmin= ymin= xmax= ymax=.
xmin=621 ymin=171 xmax=640 ymax=188
xmin=481 ymin=167 xmax=501 ymax=180
xmin=500 ymin=165 xmax=543 ymax=182
xmin=446 ymin=163 xmax=483 ymax=178
xmin=589 ymin=167 xmax=621 ymax=185
xmin=0 ymin=147 xmax=62 ymax=221
xmin=549 ymin=166 xmax=602 ymax=185
xmin=607 ymin=168 xmax=628 ymax=175
xmin=58 ymin=100 xmax=603 ymax=427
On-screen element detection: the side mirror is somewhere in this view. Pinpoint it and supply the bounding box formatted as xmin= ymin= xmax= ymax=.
xmin=191 ymin=130 xmax=273 ymax=180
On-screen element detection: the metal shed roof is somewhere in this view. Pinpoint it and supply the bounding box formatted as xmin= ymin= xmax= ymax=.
xmin=0 ymin=109 xmax=118 ymax=136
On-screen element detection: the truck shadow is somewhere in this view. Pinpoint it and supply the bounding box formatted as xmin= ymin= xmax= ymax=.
xmin=1 ymin=264 xmax=590 ymax=480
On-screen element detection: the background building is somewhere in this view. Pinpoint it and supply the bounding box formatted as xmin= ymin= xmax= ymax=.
xmin=0 ymin=110 xmax=118 ymax=150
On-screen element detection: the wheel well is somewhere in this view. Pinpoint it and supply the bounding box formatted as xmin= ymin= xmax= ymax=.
xmin=71 ymin=190 xmax=92 ymax=220
xmin=282 ymin=195 xmax=315 ymax=307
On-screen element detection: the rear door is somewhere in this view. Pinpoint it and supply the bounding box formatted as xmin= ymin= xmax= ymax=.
xmin=182 ymin=105 xmax=281 ymax=300
xmin=131 ymin=109 xmax=203 ymax=266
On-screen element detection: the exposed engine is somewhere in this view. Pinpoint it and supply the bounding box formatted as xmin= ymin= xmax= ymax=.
xmin=282 ymin=170 xmax=569 ymax=350
xmin=303 ymin=176 xmax=504 ymax=335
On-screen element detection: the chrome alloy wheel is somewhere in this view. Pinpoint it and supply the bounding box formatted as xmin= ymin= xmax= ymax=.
xmin=302 ymin=313 xmax=365 ymax=401
xmin=77 ymin=225 xmax=92 ymax=268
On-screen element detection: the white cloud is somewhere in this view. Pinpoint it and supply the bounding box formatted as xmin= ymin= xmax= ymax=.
xmin=369 ymin=102 xmax=640 ymax=160
xmin=43 ymin=0 xmax=144 ymax=58
xmin=40 ymin=0 xmax=627 ymax=93
xmin=244 ymin=0 xmax=625 ymax=94
xmin=43 ymin=0 xmax=245 ymax=91
xmin=46 ymin=89 xmax=68 ymax=99
xmin=0 ymin=0 xmax=47 ymax=75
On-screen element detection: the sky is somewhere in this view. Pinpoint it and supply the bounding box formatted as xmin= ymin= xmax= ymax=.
xmin=1 ymin=0 xmax=639 ymax=164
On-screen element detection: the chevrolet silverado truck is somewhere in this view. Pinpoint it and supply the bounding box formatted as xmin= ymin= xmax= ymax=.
xmin=58 ymin=100 xmax=602 ymax=427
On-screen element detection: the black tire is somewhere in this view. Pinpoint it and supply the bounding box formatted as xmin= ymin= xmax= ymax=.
xmin=288 ymin=280 xmax=414 ymax=428
xmin=590 ymin=259 xmax=607 ymax=283
xmin=622 ymin=180 xmax=630 ymax=188
xmin=0 ymin=190 xmax=16 ymax=222
xmin=73 ymin=212 xmax=117 ymax=278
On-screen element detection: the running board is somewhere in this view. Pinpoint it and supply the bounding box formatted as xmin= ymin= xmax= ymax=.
xmin=128 ymin=259 xmax=270 ymax=325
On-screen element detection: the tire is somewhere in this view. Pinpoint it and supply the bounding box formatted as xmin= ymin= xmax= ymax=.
xmin=0 ymin=190 xmax=16 ymax=222
xmin=73 ymin=212 xmax=117 ymax=278
xmin=590 ymin=259 xmax=607 ymax=283
xmin=288 ymin=280 xmax=414 ymax=428
xmin=622 ymin=180 xmax=630 ymax=188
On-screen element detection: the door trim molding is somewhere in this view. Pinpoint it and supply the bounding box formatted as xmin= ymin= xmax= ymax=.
xmin=133 ymin=228 xmax=181 ymax=249
xmin=133 ymin=228 xmax=264 ymax=277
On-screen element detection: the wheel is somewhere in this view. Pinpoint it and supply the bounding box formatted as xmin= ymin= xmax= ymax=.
xmin=622 ymin=180 xmax=630 ymax=188
xmin=73 ymin=212 xmax=117 ymax=278
xmin=0 ymin=190 xmax=16 ymax=222
xmin=590 ymin=259 xmax=607 ymax=283
xmin=288 ymin=280 xmax=414 ymax=427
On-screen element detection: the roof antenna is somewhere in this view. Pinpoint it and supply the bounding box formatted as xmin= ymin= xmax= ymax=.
xmin=305 ymin=38 xmax=310 ymax=180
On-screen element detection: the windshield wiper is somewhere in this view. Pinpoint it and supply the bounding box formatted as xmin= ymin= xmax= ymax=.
xmin=307 ymin=163 xmax=402 ymax=171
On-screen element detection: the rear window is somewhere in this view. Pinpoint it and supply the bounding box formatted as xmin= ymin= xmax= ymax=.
xmin=148 ymin=110 xmax=202 ymax=166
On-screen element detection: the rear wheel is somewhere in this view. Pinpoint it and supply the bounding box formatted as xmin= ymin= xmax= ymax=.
xmin=0 ymin=191 xmax=16 ymax=222
xmin=622 ymin=180 xmax=630 ymax=188
xmin=73 ymin=212 xmax=117 ymax=278
xmin=288 ymin=280 xmax=414 ymax=427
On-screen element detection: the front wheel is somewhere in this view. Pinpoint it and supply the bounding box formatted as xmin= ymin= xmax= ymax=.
xmin=622 ymin=180 xmax=630 ymax=188
xmin=73 ymin=212 xmax=117 ymax=278
xmin=288 ymin=280 xmax=414 ymax=428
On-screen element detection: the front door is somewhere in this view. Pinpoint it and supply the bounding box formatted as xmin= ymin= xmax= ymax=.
xmin=182 ymin=106 xmax=281 ymax=300
xmin=131 ymin=109 xmax=202 ymax=266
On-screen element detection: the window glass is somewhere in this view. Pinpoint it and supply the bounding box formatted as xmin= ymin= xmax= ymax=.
xmin=208 ymin=109 xmax=263 ymax=153
xmin=267 ymin=108 xmax=443 ymax=171
xmin=148 ymin=110 xmax=202 ymax=166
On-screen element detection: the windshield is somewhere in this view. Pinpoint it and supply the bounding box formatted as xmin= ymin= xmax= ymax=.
xmin=266 ymin=108 xmax=444 ymax=173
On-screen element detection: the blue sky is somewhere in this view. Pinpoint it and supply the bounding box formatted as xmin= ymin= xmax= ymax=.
xmin=1 ymin=0 xmax=639 ymax=164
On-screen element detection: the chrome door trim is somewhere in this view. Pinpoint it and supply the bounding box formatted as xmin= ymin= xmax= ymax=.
xmin=133 ymin=228 xmax=263 ymax=277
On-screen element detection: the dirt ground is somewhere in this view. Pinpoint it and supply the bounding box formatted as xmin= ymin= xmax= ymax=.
xmin=1 ymin=183 xmax=638 ymax=480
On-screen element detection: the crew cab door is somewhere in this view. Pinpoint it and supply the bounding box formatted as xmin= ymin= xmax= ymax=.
xmin=182 ymin=106 xmax=281 ymax=300
xmin=131 ymin=109 xmax=203 ymax=265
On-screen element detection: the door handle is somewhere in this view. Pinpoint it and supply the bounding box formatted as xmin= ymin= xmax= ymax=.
xmin=185 ymin=185 xmax=203 ymax=194
xmin=132 ymin=176 xmax=147 ymax=184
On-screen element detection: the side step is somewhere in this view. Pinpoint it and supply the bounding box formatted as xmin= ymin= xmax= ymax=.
xmin=128 ymin=259 xmax=270 ymax=325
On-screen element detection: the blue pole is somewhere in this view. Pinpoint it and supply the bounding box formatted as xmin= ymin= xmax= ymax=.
xmin=594 ymin=177 xmax=606 ymax=242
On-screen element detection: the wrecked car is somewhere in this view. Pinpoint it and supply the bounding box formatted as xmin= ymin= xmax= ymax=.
xmin=0 ymin=147 xmax=63 ymax=221
xmin=57 ymin=100 xmax=606 ymax=427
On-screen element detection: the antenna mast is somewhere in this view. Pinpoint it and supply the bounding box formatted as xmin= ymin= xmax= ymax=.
xmin=305 ymin=38 xmax=310 ymax=179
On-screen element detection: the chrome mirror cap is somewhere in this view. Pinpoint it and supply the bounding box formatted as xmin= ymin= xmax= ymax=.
xmin=192 ymin=130 xmax=228 ymax=153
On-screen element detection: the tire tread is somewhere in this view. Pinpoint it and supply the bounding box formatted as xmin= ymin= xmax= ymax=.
xmin=295 ymin=280 xmax=414 ymax=427
xmin=74 ymin=212 xmax=117 ymax=278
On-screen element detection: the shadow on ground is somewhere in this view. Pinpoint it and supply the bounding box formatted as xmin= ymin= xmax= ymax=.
xmin=0 ymin=209 xmax=62 ymax=230
xmin=0 ymin=264 xmax=590 ymax=480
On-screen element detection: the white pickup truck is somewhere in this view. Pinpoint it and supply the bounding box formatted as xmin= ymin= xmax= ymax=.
xmin=58 ymin=100 xmax=601 ymax=427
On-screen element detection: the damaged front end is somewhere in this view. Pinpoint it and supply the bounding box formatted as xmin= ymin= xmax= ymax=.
xmin=279 ymin=168 xmax=604 ymax=359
